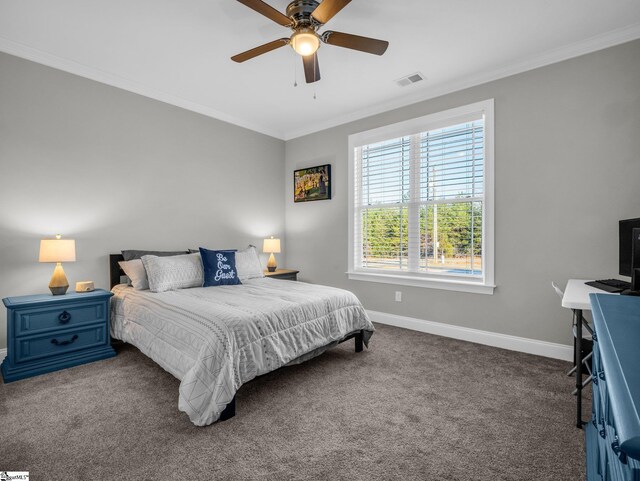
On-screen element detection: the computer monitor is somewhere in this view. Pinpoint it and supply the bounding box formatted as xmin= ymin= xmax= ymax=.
xmin=619 ymin=218 xmax=640 ymax=276
xmin=619 ymin=218 xmax=640 ymax=291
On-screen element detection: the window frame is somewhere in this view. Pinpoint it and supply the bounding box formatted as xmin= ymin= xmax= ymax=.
xmin=347 ymin=99 xmax=495 ymax=295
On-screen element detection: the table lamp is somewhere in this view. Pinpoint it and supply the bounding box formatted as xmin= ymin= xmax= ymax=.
xmin=39 ymin=234 xmax=76 ymax=295
xmin=263 ymin=237 xmax=281 ymax=272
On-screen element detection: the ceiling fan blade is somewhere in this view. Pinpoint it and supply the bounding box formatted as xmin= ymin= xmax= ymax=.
xmin=311 ymin=0 xmax=351 ymax=25
xmin=236 ymin=0 xmax=292 ymax=27
xmin=231 ymin=38 xmax=289 ymax=63
xmin=303 ymin=53 xmax=321 ymax=83
xmin=322 ymin=31 xmax=389 ymax=55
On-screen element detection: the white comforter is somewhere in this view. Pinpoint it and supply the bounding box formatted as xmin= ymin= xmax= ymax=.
xmin=110 ymin=278 xmax=374 ymax=426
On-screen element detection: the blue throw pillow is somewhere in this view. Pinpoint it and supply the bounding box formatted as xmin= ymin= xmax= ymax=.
xmin=199 ymin=248 xmax=242 ymax=287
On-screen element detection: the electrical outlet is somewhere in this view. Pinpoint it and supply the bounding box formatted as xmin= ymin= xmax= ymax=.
xmin=395 ymin=291 xmax=402 ymax=302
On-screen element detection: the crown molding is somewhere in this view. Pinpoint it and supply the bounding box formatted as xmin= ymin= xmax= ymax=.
xmin=1 ymin=22 xmax=639 ymax=142
xmin=0 ymin=36 xmax=285 ymax=140
xmin=283 ymin=22 xmax=640 ymax=140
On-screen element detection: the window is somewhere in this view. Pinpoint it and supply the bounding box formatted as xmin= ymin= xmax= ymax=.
xmin=348 ymin=100 xmax=494 ymax=294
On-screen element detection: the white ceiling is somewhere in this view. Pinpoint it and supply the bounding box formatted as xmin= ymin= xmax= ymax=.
xmin=1 ymin=0 xmax=639 ymax=140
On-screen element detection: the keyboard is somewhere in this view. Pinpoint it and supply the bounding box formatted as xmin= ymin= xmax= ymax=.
xmin=586 ymin=279 xmax=631 ymax=293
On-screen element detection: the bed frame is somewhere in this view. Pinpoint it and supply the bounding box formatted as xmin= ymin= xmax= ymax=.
xmin=109 ymin=254 xmax=365 ymax=422
xmin=110 ymin=254 xmax=126 ymax=289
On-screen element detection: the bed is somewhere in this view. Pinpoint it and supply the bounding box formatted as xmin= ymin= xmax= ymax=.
xmin=109 ymin=254 xmax=374 ymax=426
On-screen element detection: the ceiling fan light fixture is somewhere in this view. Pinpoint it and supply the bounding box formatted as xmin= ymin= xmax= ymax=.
xmin=291 ymin=29 xmax=320 ymax=56
xmin=232 ymin=0 xmax=389 ymax=83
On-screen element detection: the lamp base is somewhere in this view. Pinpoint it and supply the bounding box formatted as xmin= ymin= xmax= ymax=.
xmin=267 ymin=253 xmax=277 ymax=272
xmin=50 ymin=285 xmax=69 ymax=295
xmin=49 ymin=262 xmax=69 ymax=296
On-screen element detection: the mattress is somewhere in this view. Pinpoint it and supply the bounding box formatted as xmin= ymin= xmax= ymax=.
xmin=110 ymin=278 xmax=374 ymax=425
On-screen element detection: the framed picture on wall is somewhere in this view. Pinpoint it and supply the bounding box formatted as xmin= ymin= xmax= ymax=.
xmin=294 ymin=164 xmax=331 ymax=203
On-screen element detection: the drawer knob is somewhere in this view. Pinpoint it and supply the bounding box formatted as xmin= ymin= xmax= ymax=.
xmin=51 ymin=334 xmax=78 ymax=346
xmin=58 ymin=311 xmax=72 ymax=324
xmin=611 ymin=438 xmax=627 ymax=464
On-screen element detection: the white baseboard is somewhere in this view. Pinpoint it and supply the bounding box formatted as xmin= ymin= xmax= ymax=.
xmin=0 ymin=348 xmax=6 ymax=364
xmin=367 ymin=310 xmax=573 ymax=361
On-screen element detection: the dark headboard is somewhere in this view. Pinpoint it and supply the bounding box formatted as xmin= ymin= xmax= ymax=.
xmin=109 ymin=254 xmax=125 ymax=289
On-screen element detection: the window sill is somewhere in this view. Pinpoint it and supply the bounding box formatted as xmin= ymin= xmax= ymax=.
xmin=346 ymin=271 xmax=495 ymax=295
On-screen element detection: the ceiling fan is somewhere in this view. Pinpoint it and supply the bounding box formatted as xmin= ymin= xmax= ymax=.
xmin=231 ymin=0 xmax=389 ymax=83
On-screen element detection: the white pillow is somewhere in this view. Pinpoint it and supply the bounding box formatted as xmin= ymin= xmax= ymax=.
xmin=235 ymin=245 xmax=264 ymax=281
xmin=118 ymin=259 xmax=149 ymax=290
xmin=142 ymin=253 xmax=204 ymax=293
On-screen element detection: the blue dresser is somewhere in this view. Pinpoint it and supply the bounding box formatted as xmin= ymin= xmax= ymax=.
xmin=1 ymin=289 xmax=116 ymax=383
xmin=587 ymin=294 xmax=640 ymax=481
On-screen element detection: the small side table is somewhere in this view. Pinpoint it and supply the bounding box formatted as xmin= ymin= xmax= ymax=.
xmin=1 ymin=289 xmax=116 ymax=383
xmin=264 ymin=269 xmax=299 ymax=281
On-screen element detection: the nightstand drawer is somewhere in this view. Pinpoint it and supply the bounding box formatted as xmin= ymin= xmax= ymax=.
xmin=13 ymin=301 xmax=106 ymax=337
xmin=14 ymin=324 xmax=109 ymax=364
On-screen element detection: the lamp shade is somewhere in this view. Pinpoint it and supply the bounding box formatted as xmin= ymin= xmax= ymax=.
xmin=263 ymin=237 xmax=281 ymax=254
xmin=39 ymin=239 xmax=76 ymax=263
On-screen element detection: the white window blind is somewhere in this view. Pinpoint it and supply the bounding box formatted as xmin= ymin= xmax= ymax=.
xmin=349 ymin=100 xmax=494 ymax=293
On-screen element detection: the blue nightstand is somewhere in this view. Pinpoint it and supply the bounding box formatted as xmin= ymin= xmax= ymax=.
xmin=1 ymin=289 xmax=116 ymax=383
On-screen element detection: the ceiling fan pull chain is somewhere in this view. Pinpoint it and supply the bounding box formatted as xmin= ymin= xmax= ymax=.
xmin=293 ymin=50 xmax=298 ymax=87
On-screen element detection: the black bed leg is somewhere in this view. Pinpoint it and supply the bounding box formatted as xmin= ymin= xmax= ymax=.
xmin=355 ymin=330 xmax=364 ymax=353
xmin=219 ymin=395 xmax=236 ymax=421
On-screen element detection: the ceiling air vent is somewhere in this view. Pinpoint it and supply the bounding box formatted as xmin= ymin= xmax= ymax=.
xmin=396 ymin=72 xmax=425 ymax=87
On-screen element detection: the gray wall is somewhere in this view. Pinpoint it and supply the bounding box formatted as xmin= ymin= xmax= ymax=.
xmin=1 ymin=40 xmax=639 ymax=352
xmin=0 ymin=52 xmax=285 ymax=349
xmin=285 ymin=39 xmax=640 ymax=346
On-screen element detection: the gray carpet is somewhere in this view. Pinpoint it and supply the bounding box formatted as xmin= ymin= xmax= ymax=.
xmin=1 ymin=323 xmax=585 ymax=480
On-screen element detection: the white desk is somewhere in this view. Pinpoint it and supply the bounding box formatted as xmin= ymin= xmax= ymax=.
xmin=561 ymin=279 xmax=617 ymax=428
xmin=562 ymin=279 xmax=616 ymax=310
